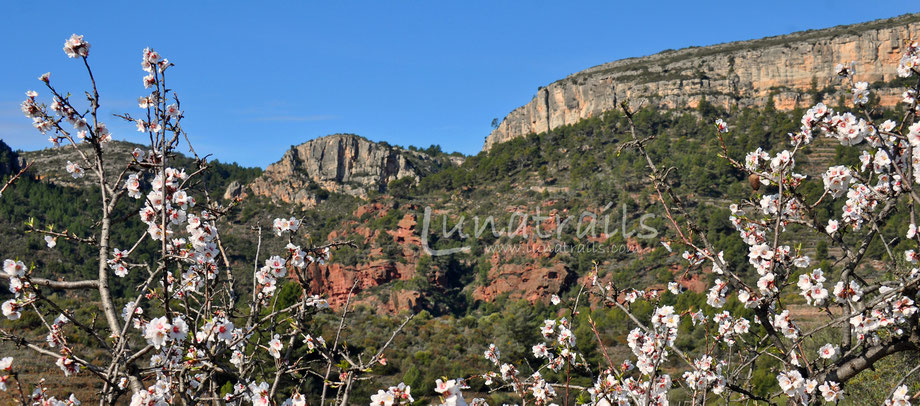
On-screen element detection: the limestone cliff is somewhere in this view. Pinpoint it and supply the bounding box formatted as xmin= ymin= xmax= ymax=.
xmin=249 ymin=134 xmax=453 ymax=205
xmin=485 ymin=13 xmax=920 ymax=150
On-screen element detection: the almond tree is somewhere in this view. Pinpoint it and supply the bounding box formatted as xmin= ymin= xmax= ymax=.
xmin=5 ymin=34 xmax=920 ymax=406
xmin=414 ymin=46 xmax=920 ymax=406
xmin=3 ymin=35 xmax=409 ymax=406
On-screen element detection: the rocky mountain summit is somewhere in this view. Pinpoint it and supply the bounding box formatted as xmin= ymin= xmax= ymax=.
xmin=248 ymin=133 xmax=457 ymax=206
xmin=485 ymin=13 xmax=920 ymax=150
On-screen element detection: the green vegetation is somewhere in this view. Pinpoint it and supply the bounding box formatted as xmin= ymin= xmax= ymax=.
xmin=3 ymin=93 xmax=918 ymax=402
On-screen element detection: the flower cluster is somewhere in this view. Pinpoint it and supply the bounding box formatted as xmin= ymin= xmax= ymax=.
xmin=626 ymin=309 xmax=677 ymax=376
xmin=63 ymin=34 xmax=90 ymax=58
xmin=143 ymin=315 xmax=188 ymax=349
xmin=370 ymin=382 xmax=414 ymax=405
xmin=65 ymin=161 xmax=84 ymax=179
xmin=273 ymin=216 xmax=302 ymax=236
xmin=434 ymin=379 xmax=469 ymax=406
xmin=683 ymin=355 xmax=726 ymax=395
xmin=797 ymin=268 xmax=829 ymax=305
xmin=887 ymin=385 xmax=913 ymax=406
xmin=898 ymin=41 xmax=920 ymax=78
xmin=822 ymin=165 xmax=852 ymax=198
xmin=0 ymin=357 xmax=11 ymax=391
xmin=5 ymin=259 xmax=85 ymax=378
xmin=2 ymin=259 xmax=29 ymax=320
xmin=29 ymin=379 xmax=81 ymax=405
xmin=710 ymin=311 xmax=750 ymax=345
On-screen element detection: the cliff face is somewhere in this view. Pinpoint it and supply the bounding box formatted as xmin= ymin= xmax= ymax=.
xmin=485 ymin=13 xmax=920 ymax=150
xmin=249 ymin=134 xmax=448 ymax=205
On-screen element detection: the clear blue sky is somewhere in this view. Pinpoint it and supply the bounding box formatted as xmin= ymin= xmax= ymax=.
xmin=1 ymin=1 xmax=917 ymax=168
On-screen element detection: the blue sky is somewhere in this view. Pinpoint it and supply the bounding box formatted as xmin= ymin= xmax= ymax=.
xmin=1 ymin=1 xmax=917 ymax=167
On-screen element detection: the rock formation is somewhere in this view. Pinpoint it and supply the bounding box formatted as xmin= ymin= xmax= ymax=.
xmin=249 ymin=133 xmax=451 ymax=206
xmin=485 ymin=13 xmax=920 ymax=150
xmin=297 ymin=203 xmax=430 ymax=313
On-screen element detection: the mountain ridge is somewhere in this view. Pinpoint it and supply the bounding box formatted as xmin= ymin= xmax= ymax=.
xmin=484 ymin=12 xmax=920 ymax=150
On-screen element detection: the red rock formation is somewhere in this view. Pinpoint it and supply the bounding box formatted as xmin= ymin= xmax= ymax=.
xmin=473 ymin=262 xmax=571 ymax=304
xmin=297 ymin=204 xmax=426 ymax=312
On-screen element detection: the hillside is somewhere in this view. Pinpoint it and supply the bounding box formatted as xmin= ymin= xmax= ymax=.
xmin=3 ymin=14 xmax=919 ymax=403
xmin=18 ymin=140 xmax=262 ymax=196
xmin=485 ymin=12 xmax=920 ymax=149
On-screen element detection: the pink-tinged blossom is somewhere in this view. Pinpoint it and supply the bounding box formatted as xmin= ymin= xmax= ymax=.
xmin=125 ymin=174 xmax=142 ymax=199
xmin=652 ymin=306 xmax=680 ymax=329
xmin=370 ymin=383 xmax=413 ymax=406
xmin=144 ymin=316 xmax=171 ymax=349
xmin=853 ymin=81 xmax=870 ymax=105
xmin=0 ymin=357 xmax=10 ymax=392
xmin=715 ymin=119 xmax=728 ymax=133
xmin=483 ymin=343 xmax=500 ymax=365
xmin=2 ymin=300 xmax=21 ymax=320
xmin=757 ymin=273 xmax=777 ymax=295
xmin=168 ymin=316 xmax=188 ymax=341
xmin=215 ymin=319 xmax=235 ymax=342
xmin=887 ymin=385 xmax=911 ymax=406
xmin=20 ymin=98 xmax=40 ymax=119
xmin=818 ymin=343 xmax=838 ymax=360
xmin=818 ymin=381 xmax=843 ymax=402
xmin=772 ymin=310 xmax=798 ymax=339
xmin=434 ymin=379 xmax=467 ymax=406
xmin=826 ymin=219 xmax=839 ymax=234
xmin=65 ymin=161 xmax=84 ymax=179
xmin=823 ymin=166 xmax=852 ymax=198
xmin=248 ymin=381 xmax=270 ymax=406
xmin=833 ymin=280 xmax=863 ymax=303
xmin=776 ymin=370 xmax=804 ymax=397
xmin=541 ymin=319 xmax=556 ymax=338
xmin=909 ymin=122 xmax=920 ymax=147
xmin=3 ymin=259 xmax=26 ymax=277
xmin=707 ymin=279 xmax=729 ymax=308
xmin=272 ymin=216 xmax=302 ymax=236
xmin=63 ymin=34 xmax=90 ymax=58
xmin=110 ymin=263 xmax=128 ymax=278
xmin=56 ymin=355 xmax=79 ymax=376
xmin=166 ymin=104 xmax=181 ymax=118
xmin=268 ymin=335 xmax=283 ymax=359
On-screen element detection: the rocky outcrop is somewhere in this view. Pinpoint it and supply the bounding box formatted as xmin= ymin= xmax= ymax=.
xmin=249 ymin=134 xmax=450 ymax=205
xmin=473 ymin=262 xmax=571 ymax=304
xmin=223 ymin=181 xmax=244 ymax=201
xmin=485 ymin=13 xmax=920 ymax=150
xmin=297 ymin=203 xmax=428 ymax=313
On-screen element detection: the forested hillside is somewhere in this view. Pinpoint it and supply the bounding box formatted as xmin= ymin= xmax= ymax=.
xmin=3 ymin=94 xmax=914 ymax=402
